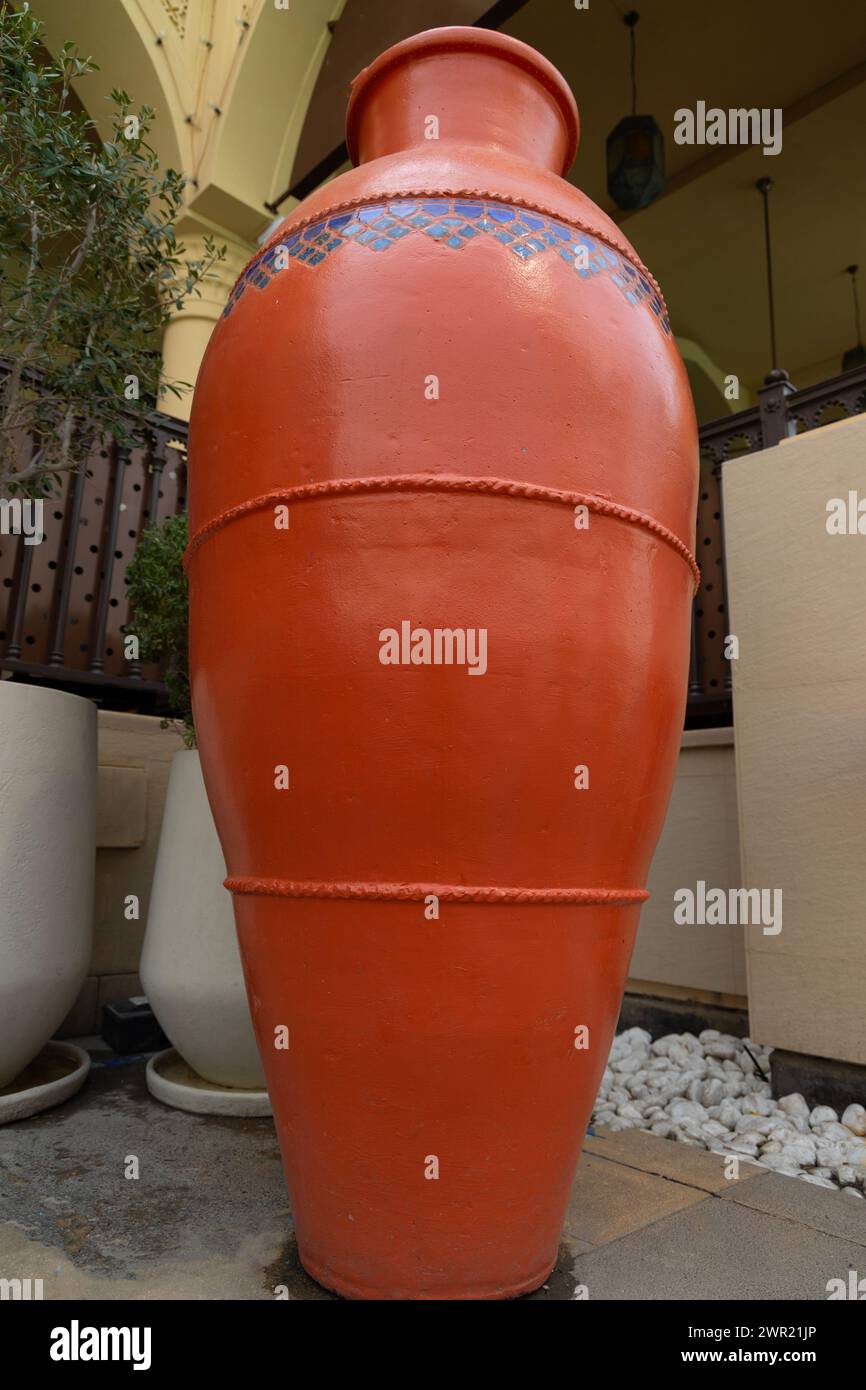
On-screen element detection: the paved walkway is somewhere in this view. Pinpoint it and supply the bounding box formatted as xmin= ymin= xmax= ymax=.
xmin=567 ymin=1127 xmax=866 ymax=1300
xmin=1 ymin=1046 xmax=864 ymax=1300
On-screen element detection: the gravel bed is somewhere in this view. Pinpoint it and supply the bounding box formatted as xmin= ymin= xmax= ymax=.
xmin=594 ymin=1027 xmax=866 ymax=1197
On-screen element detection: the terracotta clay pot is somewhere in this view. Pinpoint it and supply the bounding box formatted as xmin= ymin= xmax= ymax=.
xmin=187 ymin=27 xmax=698 ymax=1299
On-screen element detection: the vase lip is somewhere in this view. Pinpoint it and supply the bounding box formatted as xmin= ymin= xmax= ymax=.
xmin=346 ymin=26 xmax=579 ymax=177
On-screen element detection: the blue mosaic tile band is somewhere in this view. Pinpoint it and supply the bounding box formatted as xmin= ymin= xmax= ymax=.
xmin=223 ymin=198 xmax=671 ymax=336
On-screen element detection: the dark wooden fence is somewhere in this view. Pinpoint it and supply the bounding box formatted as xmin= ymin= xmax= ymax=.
xmin=0 ymin=403 xmax=188 ymax=713
xmin=2 ymin=362 xmax=865 ymax=722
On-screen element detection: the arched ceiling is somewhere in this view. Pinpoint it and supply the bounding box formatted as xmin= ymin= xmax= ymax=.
xmin=28 ymin=0 xmax=866 ymax=419
xmin=30 ymin=0 xmax=344 ymax=242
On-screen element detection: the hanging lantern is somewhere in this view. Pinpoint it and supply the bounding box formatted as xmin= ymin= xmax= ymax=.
xmin=607 ymin=12 xmax=664 ymax=211
xmin=607 ymin=114 xmax=664 ymax=211
xmin=842 ymin=265 xmax=866 ymax=371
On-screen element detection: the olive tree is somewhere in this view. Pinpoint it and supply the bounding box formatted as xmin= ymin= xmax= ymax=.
xmin=0 ymin=2 xmax=223 ymax=494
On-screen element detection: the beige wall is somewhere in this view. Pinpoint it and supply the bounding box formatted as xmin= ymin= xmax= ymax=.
xmin=628 ymin=727 xmax=746 ymax=1005
xmin=723 ymin=412 xmax=866 ymax=1066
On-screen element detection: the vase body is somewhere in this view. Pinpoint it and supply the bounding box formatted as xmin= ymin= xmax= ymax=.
xmin=0 ymin=684 xmax=95 ymax=1087
xmin=187 ymin=28 xmax=698 ymax=1299
xmin=140 ymin=749 xmax=266 ymax=1090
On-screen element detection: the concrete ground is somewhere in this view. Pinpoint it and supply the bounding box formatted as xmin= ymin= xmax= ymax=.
xmin=1 ymin=1042 xmax=865 ymax=1300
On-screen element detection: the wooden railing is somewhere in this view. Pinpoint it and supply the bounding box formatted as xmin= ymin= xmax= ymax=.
xmin=2 ymin=361 xmax=865 ymax=720
xmin=0 ymin=400 xmax=189 ymax=712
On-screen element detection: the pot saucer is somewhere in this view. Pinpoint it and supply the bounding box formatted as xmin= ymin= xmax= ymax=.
xmin=0 ymin=1041 xmax=91 ymax=1124
xmin=146 ymin=1047 xmax=272 ymax=1117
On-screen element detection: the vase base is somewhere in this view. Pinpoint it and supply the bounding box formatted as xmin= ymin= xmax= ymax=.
xmin=0 ymin=1041 xmax=90 ymax=1125
xmin=146 ymin=1047 xmax=272 ymax=1117
xmin=298 ymin=1250 xmax=556 ymax=1301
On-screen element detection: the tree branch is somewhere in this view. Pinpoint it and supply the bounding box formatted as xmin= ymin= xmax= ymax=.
xmin=0 ymin=205 xmax=40 ymax=434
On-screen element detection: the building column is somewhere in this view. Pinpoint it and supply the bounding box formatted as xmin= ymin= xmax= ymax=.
xmin=159 ymin=217 xmax=256 ymax=422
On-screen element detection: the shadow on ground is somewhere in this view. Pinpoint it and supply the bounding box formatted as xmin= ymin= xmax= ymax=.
xmin=3 ymin=1049 xmax=864 ymax=1300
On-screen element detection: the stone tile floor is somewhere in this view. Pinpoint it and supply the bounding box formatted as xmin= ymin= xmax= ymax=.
xmin=1 ymin=1044 xmax=864 ymax=1300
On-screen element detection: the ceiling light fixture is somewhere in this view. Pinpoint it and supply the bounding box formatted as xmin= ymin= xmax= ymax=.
xmin=606 ymin=11 xmax=665 ymax=211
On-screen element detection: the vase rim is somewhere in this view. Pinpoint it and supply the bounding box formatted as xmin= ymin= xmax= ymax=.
xmin=345 ymin=26 xmax=580 ymax=177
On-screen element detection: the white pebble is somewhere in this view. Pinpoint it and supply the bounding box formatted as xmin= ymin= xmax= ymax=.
xmin=673 ymin=1128 xmax=703 ymax=1146
xmin=616 ymin=1102 xmax=643 ymax=1121
xmin=726 ymin=1136 xmax=761 ymax=1156
xmin=669 ymin=1098 xmax=707 ymax=1124
xmin=616 ymin=1055 xmax=645 ymax=1076
xmin=809 ymin=1105 xmax=838 ymax=1127
xmin=782 ymin=1136 xmax=818 ymax=1167
xmin=736 ymin=1115 xmax=775 ymax=1136
xmin=836 ymin=1163 xmax=860 ymax=1187
xmin=815 ymin=1141 xmax=845 ymax=1170
xmin=759 ymin=1154 xmax=800 ymax=1176
xmin=743 ymin=1093 xmax=774 ymax=1116
xmin=701 ymin=1079 xmax=725 ymax=1108
xmin=701 ymin=1119 xmax=730 ymax=1139
xmin=778 ymin=1093 xmax=810 ymax=1121
xmin=842 ymin=1104 xmax=866 ymax=1137
xmin=650 ymin=1121 xmax=675 ymax=1138
xmin=843 ymin=1142 xmax=866 ymax=1170
xmin=718 ymin=1100 xmax=742 ymax=1130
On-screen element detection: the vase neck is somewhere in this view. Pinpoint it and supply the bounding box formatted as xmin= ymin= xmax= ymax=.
xmin=346 ymin=29 xmax=579 ymax=179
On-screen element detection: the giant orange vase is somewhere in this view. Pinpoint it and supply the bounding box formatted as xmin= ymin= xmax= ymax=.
xmin=187 ymin=27 xmax=698 ymax=1300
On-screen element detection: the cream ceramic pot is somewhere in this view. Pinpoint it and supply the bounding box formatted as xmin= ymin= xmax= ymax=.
xmin=140 ymin=748 xmax=265 ymax=1089
xmin=0 ymin=682 xmax=95 ymax=1087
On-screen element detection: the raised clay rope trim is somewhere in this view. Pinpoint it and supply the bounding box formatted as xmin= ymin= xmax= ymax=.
xmin=183 ymin=473 xmax=700 ymax=589
xmin=225 ymin=878 xmax=648 ymax=906
xmin=239 ymin=187 xmax=668 ymax=315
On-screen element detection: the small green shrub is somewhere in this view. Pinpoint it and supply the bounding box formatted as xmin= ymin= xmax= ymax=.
xmin=125 ymin=511 xmax=193 ymax=746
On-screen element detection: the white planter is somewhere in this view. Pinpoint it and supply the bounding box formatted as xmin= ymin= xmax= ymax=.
xmin=0 ymin=683 xmax=96 ymax=1088
xmin=140 ymin=749 xmax=265 ymax=1090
